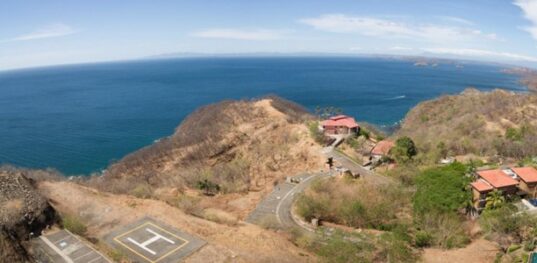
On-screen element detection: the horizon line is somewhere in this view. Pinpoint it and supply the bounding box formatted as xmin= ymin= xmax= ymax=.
xmin=0 ymin=52 xmax=532 ymax=73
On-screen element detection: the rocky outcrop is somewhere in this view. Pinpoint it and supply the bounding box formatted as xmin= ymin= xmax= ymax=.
xmin=0 ymin=170 xmax=57 ymax=262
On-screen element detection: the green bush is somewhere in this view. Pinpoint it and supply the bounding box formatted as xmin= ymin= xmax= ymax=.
xmin=507 ymin=244 xmax=522 ymax=253
xmin=414 ymin=230 xmax=433 ymax=247
xmin=62 ymin=215 xmax=87 ymax=236
xmin=416 ymin=211 xmax=470 ymax=249
xmin=379 ymin=230 xmax=417 ymax=263
xmin=308 ymin=121 xmax=326 ymax=144
xmin=524 ymin=240 xmax=536 ymax=252
xmin=390 ymin=137 xmax=418 ymax=163
xmin=358 ymin=128 xmax=371 ymax=139
xmin=316 ymin=231 xmax=375 ymax=263
xmin=413 ymin=163 xmax=470 ymax=215
xmin=480 ymin=205 xmax=536 ymax=239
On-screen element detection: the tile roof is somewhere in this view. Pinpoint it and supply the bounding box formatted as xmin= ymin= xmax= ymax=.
xmin=471 ymin=180 xmax=493 ymax=192
xmin=512 ymin=167 xmax=537 ymax=183
xmin=321 ymin=115 xmax=359 ymax=129
xmin=477 ymin=169 xmax=518 ymax=188
xmin=371 ymin=140 xmax=395 ymax=156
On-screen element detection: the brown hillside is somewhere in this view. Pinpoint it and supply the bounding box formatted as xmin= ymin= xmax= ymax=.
xmin=0 ymin=169 xmax=57 ymax=261
xmin=397 ymin=88 xmax=537 ymax=158
xmin=89 ymin=96 xmax=324 ymax=217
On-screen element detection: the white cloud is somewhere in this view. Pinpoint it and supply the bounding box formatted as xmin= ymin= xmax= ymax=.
xmin=389 ymin=46 xmax=413 ymax=51
xmin=422 ymin=47 xmax=537 ymax=62
xmin=192 ymin=28 xmax=286 ymax=41
xmin=298 ymin=14 xmax=499 ymax=43
xmin=514 ymin=0 xmax=537 ymax=41
xmin=436 ymin=16 xmax=475 ymax=25
xmin=4 ymin=23 xmax=77 ymax=42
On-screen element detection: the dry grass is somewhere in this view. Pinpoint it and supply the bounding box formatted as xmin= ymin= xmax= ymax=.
xmin=296 ymin=177 xmax=410 ymax=229
xmin=397 ymin=88 xmax=537 ymax=159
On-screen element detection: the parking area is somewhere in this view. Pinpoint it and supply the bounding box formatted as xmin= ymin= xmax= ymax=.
xmin=104 ymin=217 xmax=206 ymax=263
xmin=32 ymin=229 xmax=111 ymax=263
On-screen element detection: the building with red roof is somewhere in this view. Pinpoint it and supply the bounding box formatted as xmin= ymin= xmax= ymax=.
xmin=511 ymin=167 xmax=537 ymax=198
xmin=321 ymin=115 xmax=359 ymax=135
xmin=476 ymin=169 xmax=519 ymax=191
xmin=371 ymin=140 xmax=395 ymax=158
xmin=470 ymin=167 xmax=537 ymax=212
xmin=471 ymin=169 xmax=519 ymax=212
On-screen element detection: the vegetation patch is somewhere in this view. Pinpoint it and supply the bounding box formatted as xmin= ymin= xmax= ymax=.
xmin=296 ymin=178 xmax=410 ymax=230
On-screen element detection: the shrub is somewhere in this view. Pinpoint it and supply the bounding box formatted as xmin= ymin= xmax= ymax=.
xmin=258 ymin=215 xmax=281 ymax=230
xmin=524 ymin=240 xmax=536 ymax=252
xmin=358 ymin=128 xmax=371 ymax=139
xmin=308 ymin=121 xmax=327 ymax=145
xmin=131 ymin=184 xmax=153 ymax=199
xmin=480 ymin=204 xmax=537 ymax=243
xmin=414 ymin=230 xmax=433 ymax=247
xmin=172 ymin=195 xmax=202 ymax=215
xmin=378 ymin=231 xmax=417 ymax=263
xmin=297 ymin=178 xmax=408 ymax=229
xmin=390 ymin=137 xmax=418 ymax=163
xmin=507 ymin=244 xmax=522 ymax=253
xmin=413 ymin=163 xmax=470 ymax=215
xmin=316 ymin=231 xmax=375 ymax=263
xmin=62 ymin=215 xmax=87 ymax=236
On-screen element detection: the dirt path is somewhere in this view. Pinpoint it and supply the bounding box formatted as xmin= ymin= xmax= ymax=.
xmin=421 ymin=238 xmax=499 ymax=263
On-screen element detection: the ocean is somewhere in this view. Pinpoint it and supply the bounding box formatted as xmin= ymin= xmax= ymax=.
xmin=0 ymin=57 xmax=526 ymax=175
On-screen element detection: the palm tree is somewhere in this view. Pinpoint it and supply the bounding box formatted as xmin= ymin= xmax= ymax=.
xmin=485 ymin=190 xmax=505 ymax=210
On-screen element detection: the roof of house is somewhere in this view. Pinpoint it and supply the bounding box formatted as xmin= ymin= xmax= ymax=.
xmin=471 ymin=179 xmax=494 ymax=192
xmin=477 ymin=169 xmax=519 ymax=188
xmin=371 ymin=140 xmax=395 ymax=156
xmin=321 ymin=115 xmax=359 ymax=128
xmin=512 ymin=167 xmax=537 ymax=183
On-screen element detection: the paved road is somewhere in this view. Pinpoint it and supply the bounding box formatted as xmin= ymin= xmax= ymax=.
xmin=246 ymin=172 xmax=329 ymax=230
xmin=326 ymin=148 xmax=394 ymax=185
xmin=247 ymin=148 xmax=393 ymax=232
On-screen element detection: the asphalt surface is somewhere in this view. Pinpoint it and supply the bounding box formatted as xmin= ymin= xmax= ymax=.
xmin=326 ymin=148 xmax=394 ymax=185
xmin=246 ymin=172 xmax=328 ymax=230
xmin=247 ymin=148 xmax=393 ymax=232
xmin=32 ymin=230 xmax=111 ymax=263
xmin=104 ymin=217 xmax=206 ymax=263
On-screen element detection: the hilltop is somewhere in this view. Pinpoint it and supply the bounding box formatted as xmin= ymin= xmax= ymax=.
xmin=89 ymin=96 xmax=325 ymax=218
xmin=397 ymin=88 xmax=537 ymax=160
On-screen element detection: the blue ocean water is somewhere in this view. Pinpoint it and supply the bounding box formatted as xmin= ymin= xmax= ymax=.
xmin=0 ymin=57 xmax=526 ymax=175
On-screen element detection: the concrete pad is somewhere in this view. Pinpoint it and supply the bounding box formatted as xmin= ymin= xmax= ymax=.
xmin=32 ymin=229 xmax=111 ymax=263
xmin=104 ymin=217 xmax=206 ymax=263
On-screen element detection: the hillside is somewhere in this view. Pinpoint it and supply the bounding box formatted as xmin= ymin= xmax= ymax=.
xmin=0 ymin=169 xmax=57 ymax=261
xmin=89 ymin=96 xmax=325 ymax=217
xmin=397 ymin=88 xmax=537 ymax=159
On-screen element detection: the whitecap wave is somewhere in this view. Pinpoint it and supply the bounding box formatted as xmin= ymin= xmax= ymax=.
xmin=384 ymin=95 xmax=406 ymax=100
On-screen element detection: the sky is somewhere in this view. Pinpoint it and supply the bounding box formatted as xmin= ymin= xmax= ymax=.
xmin=2 ymin=0 xmax=537 ymax=70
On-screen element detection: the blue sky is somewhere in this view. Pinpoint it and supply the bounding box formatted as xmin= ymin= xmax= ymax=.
xmin=2 ymin=0 xmax=537 ymax=70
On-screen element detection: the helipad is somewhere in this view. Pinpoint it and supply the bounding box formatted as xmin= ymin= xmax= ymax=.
xmin=32 ymin=229 xmax=111 ymax=263
xmin=105 ymin=218 xmax=206 ymax=263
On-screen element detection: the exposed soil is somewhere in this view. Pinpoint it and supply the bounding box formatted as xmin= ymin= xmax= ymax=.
xmin=421 ymin=238 xmax=499 ymax=263
xmin=38 ymin=181 xmax=316 ymax=263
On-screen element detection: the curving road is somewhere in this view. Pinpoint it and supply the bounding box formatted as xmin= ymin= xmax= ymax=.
xmin=246 ymin=172 xmax=328 ymax=230
xmin=246 ymin=148 xmax=393 ymax=231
